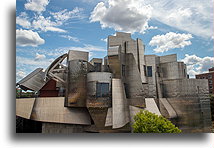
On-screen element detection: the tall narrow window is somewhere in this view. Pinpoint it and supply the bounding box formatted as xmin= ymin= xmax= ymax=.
xmin=144 ymin=65 xmax=147 ymax=76
xmin=147 ymin=66 xmax=152 ymax=77
xmin=122 ymin=64 xmax=125 ymax=77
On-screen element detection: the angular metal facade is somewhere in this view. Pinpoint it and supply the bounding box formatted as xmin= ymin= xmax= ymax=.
xmin=16 ymin=32 xmax=212 ymax=133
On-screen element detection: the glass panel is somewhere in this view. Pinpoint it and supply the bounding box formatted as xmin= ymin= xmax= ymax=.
xmin=122 ymin=64 xmax=125 ymax=76
xmin=96 ymin=83 xmax=109 ymax=97
xmin=147 ymin=66 xmax=152 ymax=77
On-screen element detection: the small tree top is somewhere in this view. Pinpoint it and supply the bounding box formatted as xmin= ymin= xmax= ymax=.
xmin=132 ymin=110 xmax=181 ymax=133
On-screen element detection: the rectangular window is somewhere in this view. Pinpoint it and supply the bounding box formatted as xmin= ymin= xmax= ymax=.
xmin=124 ymin=83 xmax=129 ymax=98
xmin=147 ymin=66 xmax=152 ymax=77
xmin=144 ymin=65 xmax=147 ymax=76
xmin=122 ymin=64 xmax=125 ymax=77
xmin=94 ymin=62 xmax=101 ymax=72
xmin=96 ymin=83 xmax=109 ymax=97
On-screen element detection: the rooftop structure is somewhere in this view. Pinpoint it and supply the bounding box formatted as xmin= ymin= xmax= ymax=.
xmin=16 ymin=32 xmax=212 ymax=133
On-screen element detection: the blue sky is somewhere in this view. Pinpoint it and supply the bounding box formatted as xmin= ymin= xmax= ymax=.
xmin=16 ymin=0 xmax=214 ymax=81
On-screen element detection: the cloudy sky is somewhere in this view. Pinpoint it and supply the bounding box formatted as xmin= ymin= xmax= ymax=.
xmin=16 ymin=0 xmax=214 ymax=81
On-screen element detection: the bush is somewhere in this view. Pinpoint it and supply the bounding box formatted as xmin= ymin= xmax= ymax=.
xmin=132 ymin=110 xmax=181 ymax=133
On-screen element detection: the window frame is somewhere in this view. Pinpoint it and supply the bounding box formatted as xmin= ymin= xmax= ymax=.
xmin=96 ymin=82 xmax=110 ymax=98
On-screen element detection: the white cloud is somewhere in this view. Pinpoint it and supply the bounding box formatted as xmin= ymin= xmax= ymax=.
xmin=90 ymin=0 xmax=153 ymax=34
xmin=32 ymin=15 xmax=66 ymax=32
xmin=35 ymin=44 xmax=106 ymax=57
xmin=25 ymin=0 xmax=49 ymax=13
xmin=90 ymin=0 xmax=213 ymax=38
xmin=16 ymin=56 xmax=51 ymax=69
xmin=149 ymin=32 xmax=193 ymax=53
xmin=60 ymin=35 xmax=80 ymax=42
xmin=145 ymin=0 xmax=213 ymax=38
xmin=16 ymin=29 xmax=45 ymax=47
xmin=16 ymin=12 xmax=31 ymax=28
xmin=181 ymin=54 xmax=214 ymax=78
xmin=101 ymin=38 xmax=107 ymax=42
xmin=148 ymin=26 xmax=158 ymax=30
xmin=50 ymin=7 xmax=84 ymax=22
xmin=18 ymin=4 xmax=84 ymax=33
xmin=35 ymin=53 xmax=46 ymax=60
xmin=16 ymin=70 xmax=26 ymax=80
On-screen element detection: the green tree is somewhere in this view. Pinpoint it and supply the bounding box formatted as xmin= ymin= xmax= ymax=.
xmin=132 ymin=110 xmax=181 ymax=133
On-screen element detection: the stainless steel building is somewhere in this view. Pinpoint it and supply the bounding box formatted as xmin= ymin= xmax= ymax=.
xmin=16 ymin=32 xmax=212 ymax=133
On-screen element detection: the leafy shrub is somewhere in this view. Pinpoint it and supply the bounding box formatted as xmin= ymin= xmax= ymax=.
xmin=132 ymin=110 xmax=181 ymax=133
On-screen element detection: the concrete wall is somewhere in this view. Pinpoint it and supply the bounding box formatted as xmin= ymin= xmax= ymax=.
xmin=112 ymin=79 xmax=130 ymax=129
xmin=108 ymin=32 xmax=146 ymax=83
xmin=160 ymin=62 xmax=187 ymax=80
xmin=162 ymin=79 xmax=209 ymax=98
xmin=137 ymin=38 xmax=147 ymax=83
xmin=68 ymin=50 xmax=88 ymax=61
xmin=42 ymin=123 xmax=87 ymax=133
xmin=159 ymin=54 xmax=177 ymax=64
xmin=30 ymin=97 xmax=91 ymax=125
xmin=16 ymin=98 xmax=36 ymax=119
xmin=90 ymin=58 xmax=102 ymax=65
xmin=162 ymin=79 xmax=212 ymax=132
xmin=145 ymin=55 xmax=157 ymax=98
xmin=125 ymin=54 xmax=145 ymax=106
xmin=108 ymin=46 xmax=120 ymax=56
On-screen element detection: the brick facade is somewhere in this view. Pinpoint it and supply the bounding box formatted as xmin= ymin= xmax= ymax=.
xmin=196 ymin=68 xmax=214 ymax=94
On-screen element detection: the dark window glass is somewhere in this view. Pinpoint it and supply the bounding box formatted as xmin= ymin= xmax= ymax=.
xmin=96 ymin=83 xmax=109 ymax=97
xmin=94 ymin=63 xmax=101 ymax=72
xmin=147 ymin=66 xmax=152 ymax=77
xmin=124 ymin=83 xmax=129 ymax=98
xmin=144 ymin=65 xmax=147 ymax=76
xmin=122 ymin=64 xmax=125 ymax=76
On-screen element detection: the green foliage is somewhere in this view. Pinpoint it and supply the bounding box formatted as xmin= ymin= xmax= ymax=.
xmin=132 ymin=110 xmax=181 ymax=133
xmin=16 ymin=88 xmax=36 ymax=98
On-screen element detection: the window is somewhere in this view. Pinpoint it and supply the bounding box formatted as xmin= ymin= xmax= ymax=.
xmin=157 ymin=66 xmax=160 ymax=77
xmin=209 ymin=80 xmax=213 ymax=84
xmin=96 ymin=83 xmax=109 ymax=97
xmin=147 ymin=66 xmax=152 ymax=77
xmin=208 ymin=75 xmax=212 ymax=79
xmin=122 ymin=64 xmax=125 ymax=76
xmin=124 ymin=83 xmax=129 ymax=98
xmin=144 ymin=65 xmax=147 ymax=76
xmin=94 ymin=62 xmax=101 ymax=72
